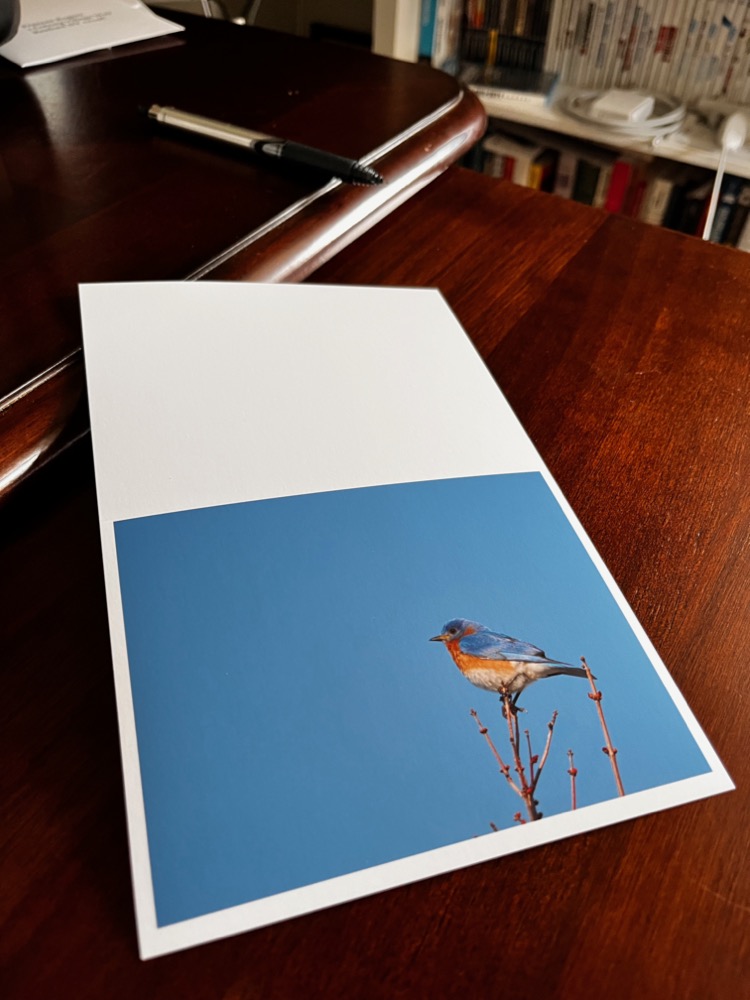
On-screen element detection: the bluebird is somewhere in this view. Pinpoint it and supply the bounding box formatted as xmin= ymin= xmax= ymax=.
xmin=430 ymin=618 xmax=588 ymax=709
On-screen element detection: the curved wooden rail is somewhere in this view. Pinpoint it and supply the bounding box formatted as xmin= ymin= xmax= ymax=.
xmin=0 ymin=12 xmax=486 ymax=498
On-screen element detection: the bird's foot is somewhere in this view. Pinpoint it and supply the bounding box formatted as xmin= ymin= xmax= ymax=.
xmin=499 ymin=691 xmax=524 ymax=717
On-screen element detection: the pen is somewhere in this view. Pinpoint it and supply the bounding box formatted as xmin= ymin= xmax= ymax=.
xmin=145 ymin=104 xmax=384 ymax=186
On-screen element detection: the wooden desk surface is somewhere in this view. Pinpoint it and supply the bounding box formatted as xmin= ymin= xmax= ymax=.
xmin=3 ymin=171 xmax=749 ymax=998
xmin=0 ymin=10 xmax=484 ymax=497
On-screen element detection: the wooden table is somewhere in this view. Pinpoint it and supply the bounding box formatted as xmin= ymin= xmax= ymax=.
xmin=3 ymin=167 xmax=748 ymax=997
xmin=0 ymin=9 xmax=484 ymax=498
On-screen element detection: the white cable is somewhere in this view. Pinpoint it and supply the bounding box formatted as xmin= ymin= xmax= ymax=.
xmin=702 ymin=112 xmax=749 ymax=241
xmin=558 ymin=89 xmax=687 ymax=141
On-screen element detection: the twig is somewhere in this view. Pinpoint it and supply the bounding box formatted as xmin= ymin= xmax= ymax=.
xmin=471 ymin=694 xmax=558 ymax=824
xmin=567 ymin=749 xmax=578 ymax=810
xmin=502 ymin=693 xmax=540 ymax=822
xmin=581 ymin=657 xmax=625 ymax=796
xmin=525 ymin=728 xmax=536 ymax=784
xmin=531 ymin=711 xmax=558 ymax=796
xmin=504 ymin=693 xmax=557 ymax=820
xmin=470 ymin=709 xmax=522 ymax=797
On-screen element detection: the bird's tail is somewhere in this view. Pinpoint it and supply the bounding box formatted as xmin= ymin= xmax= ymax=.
xmin=546 ymin=665 xmax=590 ymax=680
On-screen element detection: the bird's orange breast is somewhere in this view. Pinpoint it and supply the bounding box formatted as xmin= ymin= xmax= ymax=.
xmin=446 ymin=643 xmax=516 ymax=681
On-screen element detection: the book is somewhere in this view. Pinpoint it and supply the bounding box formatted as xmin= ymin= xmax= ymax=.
xmin=543 ymin=0 xmax=749 ymax=99
xmin=663 ymin=173 xmax=714 ymax=235
xmin=431 ymin=0 xmax=463 ymax=72
xmin=481 ymin=144 xmax=507 ymax=178
xmin=589 ymin=1 xmax=617 ymax=87
xmin=571 ymin=156 xmax=602 ymax=205
xmin=78 ymin=281 xmax=732 ymax=959
xmin=480 ymin=130 xmax=545 ymax=185
xmin=721 ymin=178 xmax=750 ymax=243
xmin=708 ymin=172 xmax=745 ymax=242
xmin=570 ymin=146 xmax=617 ymax=206
xmin=419 ymin=0 xmax=438 ymax=58
xmin=604 ymin=158 xmax=636 ymax=212
xmin=735 ymin=203 xmax=750 ymax=247
xmin=459 ymin=62 xmax=560 ymax=106
xmin=622 ymin=161 xmax=649 ymax=218
xmin=485 ymin=120 xmax=619 ymax=204
xmin=528 ymin=148 xmax=559 ymax=191
xmin=711 ymin=2 xmax=746 ymax=99
xmin=553 ymin=146 xmax=580 ymax=199
xmin=639 ymin=168 xmax=678 ymax=226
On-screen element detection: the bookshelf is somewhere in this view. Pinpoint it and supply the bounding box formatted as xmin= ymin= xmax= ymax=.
xmin=377 ymin=2 xmax=750 ymax=245
xmin=476 ymin=88 xmax=750 ymax=180
xmin=394 ymin=0 xmax=750 ymax=179
xmin=376 ymin=3 xmax=750 ymax=176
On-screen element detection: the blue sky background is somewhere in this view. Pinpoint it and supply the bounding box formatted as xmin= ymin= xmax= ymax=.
xmin=114 ymin=472 xmax=709 ymax=927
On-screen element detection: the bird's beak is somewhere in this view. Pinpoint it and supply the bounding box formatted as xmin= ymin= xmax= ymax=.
xmin=429 ymin=633 xmax=448 ymax=643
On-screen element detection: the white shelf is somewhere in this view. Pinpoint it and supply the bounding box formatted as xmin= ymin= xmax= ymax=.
xmin=476 ymin=90 xmax=750 ymax=180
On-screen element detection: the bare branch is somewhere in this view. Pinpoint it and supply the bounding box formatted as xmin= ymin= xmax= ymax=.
xmin=501 ymin=689 xmax=541 ymax=822
xmin=567 ymin=749 xmax=578 ymax=811
xmin=581 ymin=657 xmax=625 ymax=796
xmin=470 ymin=709 xmax=522 ymax=796
xmin=530 ymin=711 xmax=558 ymax=794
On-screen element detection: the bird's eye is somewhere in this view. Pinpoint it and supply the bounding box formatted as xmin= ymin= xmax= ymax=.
xmin=448 ymin=627 xmax=457 ymax=635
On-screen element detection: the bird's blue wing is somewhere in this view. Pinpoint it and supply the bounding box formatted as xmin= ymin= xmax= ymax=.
xmin=459 ymin=630 xmax=548 ymax=660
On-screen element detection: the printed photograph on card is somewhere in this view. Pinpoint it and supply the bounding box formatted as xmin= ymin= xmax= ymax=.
xmin=114 ymin=471 xmax=712 ymax=929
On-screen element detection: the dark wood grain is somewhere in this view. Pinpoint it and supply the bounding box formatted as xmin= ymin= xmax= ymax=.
xmin=3 ymin=169 xmax=748 ymax=998
xmin=0 ymin=11 xmax=484 ymax=496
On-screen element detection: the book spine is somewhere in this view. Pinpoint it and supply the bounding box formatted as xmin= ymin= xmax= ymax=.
xmin=708 ymin=173 xmax=743 ymax=242
xmin=572 ymin=2 xmax=595 ymax=85
xmin=639 ymin=175 xmax=675 ymax=224
xmin=581 ymin=2 xmax=607 ymax=86
xmin=534 ymin=0 xmax=554 ymax=39
xmin=641 ymin=0 xmax=670 ymax=90
xmin=592 ymin=162 xmax=613 ymax=207
xmin=734 ymin=196 xmax=750 ymax=248
xmin=543 ymin=0 xmax=566 ymax=70
xmin=674 ymin=0 xmax=709 ymax=97
xmin=692 ymin=1 xmax=722 ymax=101
xmin=722 ymin=191 xmax=750 ymax=245
xmin=604 ymin=159 xmax=634 ymax=212
xmin=632 ymin=0 xmax=660 ymax=89
xmin=653 ymin=0 xmax=680 ymax=93
xmin=601 ymin=0 xmax=633 ymax=88
xmin=617 ymin=3 xmax=644 ymax=88
xmin=420 ymin=0 xmax=438 ymax=58
xmin=707 ymin=0 xmax=743 ymax=97
xmin=431 ymin=0 xmax=463 ymax=72
xmin=554 ymin=148 xmax=579 ymax=198
xmin=559 ymin=0 xmax=583 ymax=82
xmin=665 ymin=0 xmax=704 ymax=94
xmin=468 ymin=83 xmax=553 ymax=104
xmin=707 ymin=1 xmax=738 ymax=98
xmin=591 ymin=1 xmax=616 ymax=87
xmin=571 ymin=157 xmax=601 ymax=202
xmin=624 ymin=171 xmax=648 ymax=217
xmin=725 ymin=2 xmax=749 ymax=98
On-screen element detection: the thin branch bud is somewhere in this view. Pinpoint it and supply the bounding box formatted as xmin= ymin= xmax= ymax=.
xmin=567 ymin=749 xmax=578 ymax=810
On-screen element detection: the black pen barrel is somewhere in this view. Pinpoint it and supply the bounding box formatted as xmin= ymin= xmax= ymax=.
xmin=279 ymin=142 xmax=382 ymax=185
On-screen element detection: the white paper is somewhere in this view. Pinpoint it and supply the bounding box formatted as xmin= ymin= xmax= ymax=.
xmin=78 ymin=282 xmax=733 ymax=959
xmin=0 ymin=0 xmax=183 ymax=67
